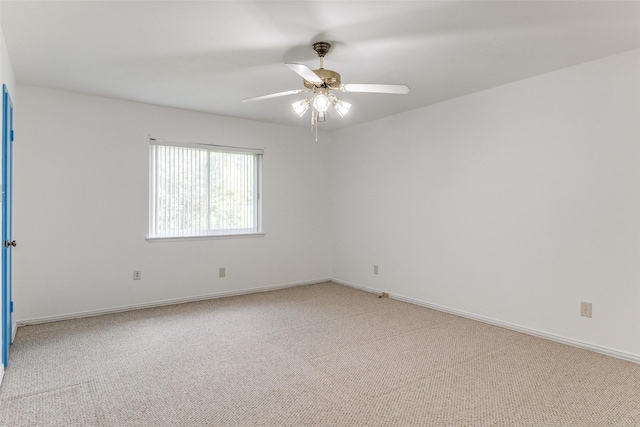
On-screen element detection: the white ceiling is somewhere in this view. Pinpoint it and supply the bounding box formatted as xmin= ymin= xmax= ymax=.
xmin=2 ymin=1 xmax=640 ymax=130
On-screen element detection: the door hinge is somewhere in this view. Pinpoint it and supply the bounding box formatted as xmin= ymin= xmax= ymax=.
xmin=10 ymin=130 xmax=14 ymax=142
xmin=10 ymin=301 xmax=13 ymax=313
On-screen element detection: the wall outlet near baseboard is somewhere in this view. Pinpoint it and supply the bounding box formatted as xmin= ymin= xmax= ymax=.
xmin=580 ymin=301 xmax=592 ymax=318
xmin=219 ymin=267 xmax=226 ymax=278
xmin=133 ymin=270 xmax=141 ymax=280
xmin=373 ymin=265 xmax=379 ymax=275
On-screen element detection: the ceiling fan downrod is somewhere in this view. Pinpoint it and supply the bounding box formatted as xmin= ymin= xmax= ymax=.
xmin=313 ymin=41 xmax=331 ymax=70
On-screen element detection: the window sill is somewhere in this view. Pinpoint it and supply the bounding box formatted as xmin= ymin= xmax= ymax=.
xmin=146 ymin=233 xmax=265 ymax=242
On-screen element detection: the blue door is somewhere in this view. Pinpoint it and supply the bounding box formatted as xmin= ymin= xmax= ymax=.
xmin=2 ymin=84 xmax=14 ymax=367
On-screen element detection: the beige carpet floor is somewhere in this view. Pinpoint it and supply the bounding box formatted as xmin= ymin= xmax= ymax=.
xmin=1 ymin=282 xmax=639 ymax=426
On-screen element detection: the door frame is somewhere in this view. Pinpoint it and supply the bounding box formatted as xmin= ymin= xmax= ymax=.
xmin=2 ymin=83 xmax=14 ymax=367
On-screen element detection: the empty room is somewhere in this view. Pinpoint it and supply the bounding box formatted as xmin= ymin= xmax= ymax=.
xmin=1 ymin=1 xmax=640 ymax=425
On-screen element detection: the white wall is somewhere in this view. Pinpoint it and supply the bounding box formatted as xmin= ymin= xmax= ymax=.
xmin=1 ymin=23 xmax=16 ymax=97
xmin=13 ymin=86 xmax=331 ymax=322
xmin=330 ymin=49 xmax=640 ymax=360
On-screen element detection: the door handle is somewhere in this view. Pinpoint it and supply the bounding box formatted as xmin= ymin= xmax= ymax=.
xmin=4 ymin=240 xmax=16 ymax=248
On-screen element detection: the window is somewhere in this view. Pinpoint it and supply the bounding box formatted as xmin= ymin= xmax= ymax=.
xmin=149 ymin=140 xmax=262 ymax=238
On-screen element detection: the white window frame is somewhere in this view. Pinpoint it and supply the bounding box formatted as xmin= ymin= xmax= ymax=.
xmin=148 ymin=139 xmax=263 ymax=240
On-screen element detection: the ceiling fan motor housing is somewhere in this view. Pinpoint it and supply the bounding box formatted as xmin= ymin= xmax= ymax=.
xmin=303 ymin=68 xmax=341 ymax=89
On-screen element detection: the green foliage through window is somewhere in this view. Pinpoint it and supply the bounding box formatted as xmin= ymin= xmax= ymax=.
xmin=149 ymin=140 xmax=262 ymax=237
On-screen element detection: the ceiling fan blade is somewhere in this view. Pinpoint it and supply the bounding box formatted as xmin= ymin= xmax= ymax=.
xmin=285 ymin=63 xmax=323 ymax=85
xmin=242 ymin=89 xmax=308 ymax=103
xmin=342 ymin=84 xmax=410 ymax=95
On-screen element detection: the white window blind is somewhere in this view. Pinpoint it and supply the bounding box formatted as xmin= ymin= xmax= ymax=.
xmin=149 ymin=140 xmax=262 ymax=238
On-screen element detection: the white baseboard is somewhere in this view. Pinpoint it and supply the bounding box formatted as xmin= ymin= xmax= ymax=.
xmin=16 ymin=277 xmax=638 ymax=365
xmin=332 ymin=278 xmax=640 ymax=365
xmin=0 ymin=365 xmax=4 ymax=388
xmin=332 ymin=279 xmax=386 ymax=297
xmin=12 ymin=321 xmax=17 ymax=343
xmin=17 ymin=278 xmax=331 ymax=327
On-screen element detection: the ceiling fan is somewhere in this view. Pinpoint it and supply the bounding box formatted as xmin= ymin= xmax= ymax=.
xmin=242 ymin=42 xmax=409 ymax=137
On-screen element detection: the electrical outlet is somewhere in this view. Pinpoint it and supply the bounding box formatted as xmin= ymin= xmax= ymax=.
xmin=373 ymin=265 xmax=379 ymax=275
xmin=219 ymin=267 xmax=226 ymax=278
xmin=580 ymin=301 xmax=592 ymax=318
xmin=133 ymin=270 xmax=141 ymax=280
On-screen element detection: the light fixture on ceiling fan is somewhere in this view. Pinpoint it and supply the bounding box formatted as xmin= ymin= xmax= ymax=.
xmin=242 ymin=41 xmax=410 ymax=140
